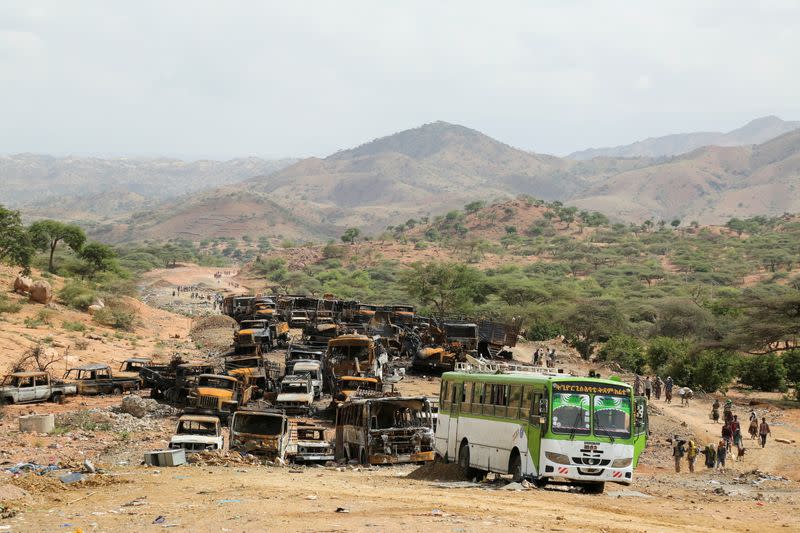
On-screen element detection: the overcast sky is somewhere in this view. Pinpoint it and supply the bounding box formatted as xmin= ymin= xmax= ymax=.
xmin=2 ymin=1 xmax=799 ymax=159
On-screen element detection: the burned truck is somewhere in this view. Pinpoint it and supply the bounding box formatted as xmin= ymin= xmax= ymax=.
xmin=185 ymin=374 xmax=255 ymax=422
xmin=334 ymin=396 xmax=435 ymax=465
xmin=229 ymin=409 xmax=291 ymax=460
xmin=324 ymin=334 xmax=387 ymax=398
xmin=409 ymin=321 xmax=479 ymax=372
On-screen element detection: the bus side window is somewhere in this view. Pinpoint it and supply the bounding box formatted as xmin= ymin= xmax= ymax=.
xmin=462 ymin=383 xmax=473 ymax=413
xmin=474 ymin=382 xmax=484 ymax=415
xmin=508 ymin=385 xmax=521 ymax=419
xmin=441 ymin=381 xmax=451 ymax=410
xmin=519 ymin=386 xmax=531 ymax=420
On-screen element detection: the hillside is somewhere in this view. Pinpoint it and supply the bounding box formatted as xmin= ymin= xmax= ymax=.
xmin=116 ymin=122 xmax=651 ymax=241
xmin=2 ymin=154 xmax=297 ymax=223
xmin=569 ymin=115 xmax=800 ymax=159
xmin=573 ymin=129 xmax=800 ymax=223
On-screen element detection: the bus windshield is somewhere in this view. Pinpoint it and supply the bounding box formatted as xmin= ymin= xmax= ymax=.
xmin=551 ymin=393 xmax=590 ymax=435
xmin=593 ymin=395 xmax=631 ymax=438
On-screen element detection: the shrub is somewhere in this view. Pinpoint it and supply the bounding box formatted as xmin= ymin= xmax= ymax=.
xmin=597 ymin=334 xmax=647 ymax=372
xmin=62 ymin=320 xmax=86 ymax=332
xmin=59 ymin=280 xmax=97 ymax=310
xmin=0 ymin=294 xmax=22 ymax=315
xmin=738 ymin=353 xmax=787 ymax=392
xmin=665 ymin=349 xmax=738 ymax=393
xmin=92 ymin=300 xmax=137 ymax=331
xmin=647 ymin=336 xmax=690 ymax=374
xmin=525 ymin=320 xmax=562 ymax=342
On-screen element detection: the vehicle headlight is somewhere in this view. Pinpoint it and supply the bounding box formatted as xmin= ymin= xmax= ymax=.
xmin=611 ymin=457 xmax=632 ymax=468
xmin=545 ymin=452 xmax=571 ymax=465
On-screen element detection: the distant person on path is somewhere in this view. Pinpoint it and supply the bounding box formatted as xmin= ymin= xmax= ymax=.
xmin=723 ymin=399 xmax=734 ymax=423
xmin=654 ymin=377 xmax=663 ymax=400
xmin=748 ymin=412 xmax=759 ymax=440
xmin=634 ymin=375 xmax=643 ymax=396
xmin=672 ymin=435 xmax=686 ymax=473
xmin=711 ymin=399 xmax=720 ymax=423
xmin=531 ymin=348 xmax=541 ymax=366
xmin=759 ymin=418 xmax=771 ymax=448
xmin=721 ymin=422 xmax=733 ymax=452
xmin=703 ymin=443 xmax=717 ymax=469
xmin=687 ymin=439 xmax=698 ymax=473
xmin=664 ymin=376 xmax=673 ymax=403
xmin=548 ymin=348 xmax=557 ymax=368
xmin=679 ymin=386 xmax=693 ymax=406
xmin=716 ymin=439 xmax=727 ymax=470
xmin=644 ymin=377 xmax=652 ymax=400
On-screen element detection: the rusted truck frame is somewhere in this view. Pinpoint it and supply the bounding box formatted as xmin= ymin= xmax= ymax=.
xmin=230 ymin=409 xmax=291 ymax=460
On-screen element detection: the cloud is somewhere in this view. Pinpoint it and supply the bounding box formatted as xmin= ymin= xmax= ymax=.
xmin=0 ymin=1 xmax=799 ymax=158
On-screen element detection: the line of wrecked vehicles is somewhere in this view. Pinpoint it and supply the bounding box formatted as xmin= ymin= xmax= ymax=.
xmin=2 ymin=293 xmax=519 ymax=468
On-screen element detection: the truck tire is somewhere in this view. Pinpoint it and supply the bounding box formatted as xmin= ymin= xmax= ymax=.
xmin=52 ymin=393 xmax=64 ymax=405
xmin=2 ymin=396 xmax=13 ymax=405
xmin=112 ymin=386 xmax=123 ymax=395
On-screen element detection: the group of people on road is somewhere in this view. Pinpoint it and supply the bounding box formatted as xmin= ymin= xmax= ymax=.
xmin=531 ymin=347 xmax=557 ymax=368
xmin=674 ymin=400 xmax=775 ymax=474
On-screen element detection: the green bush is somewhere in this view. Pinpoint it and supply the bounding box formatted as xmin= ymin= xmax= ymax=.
xmin=59 ymin=280 xmax=97 ymax=310
xmin=62 ymin=320 xmax=86 ymax=332
xmin=0 ymin=294 xmax=22 ymax=315
xmin=738 ymin=353 xmax=787 ymax=392
xmin=525 ymin=320 xmax=562 ymax=342
xmin=647 ymin=336 xmax=690 ymax=374
xmin=92 ymin=300 xmax=137 ymax=331
xmin=597 ymin=334 xmax=647 ymax=372
xmin=665 ymin=349 xmax=738 ymax=393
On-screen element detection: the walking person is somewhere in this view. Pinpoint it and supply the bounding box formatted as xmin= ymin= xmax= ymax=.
xmin=711 ymin=399 xmax=720 ymax=423
xmin=748 ymin=411 xmax=759 ymax=440
xmin=653 ymin=376 xmax=663 ymax=400
xmin=644 ymin=377 xmax=652 ymax=400
xmin=759 ymin=418 xmax=771 ymax=448
xmin=634 ymin=374 xmax=643 ymax=397
xmin=716 ymin=439 xmax=727 ymax=471
xmin=664 ymin=376 xmax=673 ymax=403
xmin=687 ymin=439 xmax=698 ymax=473
xmin=672 ymin=435 xmax=686 ymax=473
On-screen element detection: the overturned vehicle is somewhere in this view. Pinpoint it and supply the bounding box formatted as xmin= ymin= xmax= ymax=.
xmin=334 ymin=396 xmax=435 ymax=465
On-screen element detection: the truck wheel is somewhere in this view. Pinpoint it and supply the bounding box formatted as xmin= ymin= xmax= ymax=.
xmin=2 ymin=397 xmax=13 ymax=405
xmin=360 ymin=448 xmax=367 ymax=465
xmin=52 ymin=393 xmax=64 ymax=405
xmin=112 ymin=387 xmax=123 ymax=395
xmin=508 ymin=451 xmax=522 ymax=482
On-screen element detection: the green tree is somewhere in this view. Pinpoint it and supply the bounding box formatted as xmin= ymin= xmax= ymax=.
xmin=559 ymin=298 xmax=626 ymax=359
xmin=738 ymin=353 xmax=787 ymax=392
xmin=0 ymin=205 xmax=35 ymax=272
xmin=783 ymin=350 xmax=800 ymax=400
xmin=29 ymin=219 xmax=86 ymax=272
xmin=400 ymin=262 xmax=482 ymax=319
xmin=79 ymin=242 xmax=117 ymax=275
xmin=647 ymin=337 xmax=689 ymax=374
xmin=665 ymin=349 xmax=737 ymax=393
xmin=597 ymin=334 xmax=647 ymax=372
xmin=464 ymin=200 xmax=486 ymax=214
xmin=340 ymin=227 xmax=361 ymax=244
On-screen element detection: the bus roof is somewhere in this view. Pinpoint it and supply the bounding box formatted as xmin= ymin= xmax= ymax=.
xmin=441 ymin=371 xmax=631 ymax=389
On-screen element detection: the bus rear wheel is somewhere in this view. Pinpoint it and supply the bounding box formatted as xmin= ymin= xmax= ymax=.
xmin=508 ymin=452 xmax=522 ymax=482
xmin=458 ymin=442 xmax=481 ymax=480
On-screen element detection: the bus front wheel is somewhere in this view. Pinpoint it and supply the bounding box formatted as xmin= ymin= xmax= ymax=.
xmin=458 ymin=442 xmax=480 ymax=480
xmin=582 ymin=482 xmax=605 ymax=494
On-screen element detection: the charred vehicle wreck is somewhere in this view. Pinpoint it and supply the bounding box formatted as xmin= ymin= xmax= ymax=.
xmin=335 ymin=396 xmax=435 ymax=465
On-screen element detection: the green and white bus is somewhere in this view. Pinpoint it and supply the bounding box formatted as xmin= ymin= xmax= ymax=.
xmin=435 ymin=362 xmax=648 ymax=493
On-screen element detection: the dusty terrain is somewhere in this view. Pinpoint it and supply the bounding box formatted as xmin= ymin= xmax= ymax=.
xmin=1 ymin=265 xmax=799 ymax=532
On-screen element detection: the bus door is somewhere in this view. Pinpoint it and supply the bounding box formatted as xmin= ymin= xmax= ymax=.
xmin=447 ymin=382 xmax=463 ymax=459
xmin=523 ymin=386 xmax=546 ymax=475
xmin=633 ymin=396 xmax=648 ymax=467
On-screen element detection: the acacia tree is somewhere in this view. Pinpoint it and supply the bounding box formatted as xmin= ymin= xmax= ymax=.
xmin=29 ymin=220 xmax=86 ymax=272
xmin=400 ymin=262 xmax=482 ymax=319
xmin=0 ymin=205 xmax=35 ymax=272
xmin=79 ymin=242 xmax=117 ymax=276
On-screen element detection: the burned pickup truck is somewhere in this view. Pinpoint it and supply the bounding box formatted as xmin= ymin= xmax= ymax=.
xmin=169 ymin=415 xmax=224 ymax=453
xmin=287 ymin=424 xmax=334 ymax=464
xmin=334 ymin=396 xmax=435 ymax=465
xmin=230 ymin=409 xmax=291 ymax=461
xmin=63 ymin=364 xmax=141 ymax=396
xmin=0 ymin=372 xmax=77 ymax=405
